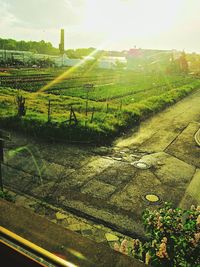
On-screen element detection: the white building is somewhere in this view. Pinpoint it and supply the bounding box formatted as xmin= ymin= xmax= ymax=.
xmin=54 ymin=54 xmax=82 ymax=67
xmin=98 ymin=56 xmax=127 ymax=69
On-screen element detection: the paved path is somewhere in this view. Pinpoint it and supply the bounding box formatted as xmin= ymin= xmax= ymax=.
xmin=3 ymin=89 xmax=200 ymax=237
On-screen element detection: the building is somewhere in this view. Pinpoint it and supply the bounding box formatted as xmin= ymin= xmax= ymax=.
xmin=98 ymin=56 xmax=127 ymax=69
xmin=0 ymin=49 xmax=33 ymax=64
xmin=126 ymin=48 xmax=172 ymax=71
xmin=54 ymin=54 xmax=82 ymax=67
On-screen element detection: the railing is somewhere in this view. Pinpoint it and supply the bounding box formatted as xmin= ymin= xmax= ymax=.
xmin=0 ymin=226 xmax=77 ymax=267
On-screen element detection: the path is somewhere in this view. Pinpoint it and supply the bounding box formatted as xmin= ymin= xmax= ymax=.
xmin=2 ymin=89 xmax=200 ymax=237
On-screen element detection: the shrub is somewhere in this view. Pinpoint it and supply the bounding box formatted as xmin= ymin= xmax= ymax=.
xmin=115 ymin=203 xmax=200 ymax=266
xmin=0 ymin=190 xmax=15 ymax=202
xmin=1 ymin=78 xmax=200 ymax=144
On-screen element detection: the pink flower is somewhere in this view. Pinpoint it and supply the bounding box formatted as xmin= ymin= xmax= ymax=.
xmin=120 ymin=239 xmax=128 ymax=255
xmin=151 ymin=240 xmax=157 ymax=248
xmin=156 ymin=241 xmax=169 ymax=259
xmin=114 ymin=242 xmax=120 ymax=252
xmin=162 ymin=237 xmax=167 ymax=243
xmin=197 ymin=215 xmax=200 ymax=225
xmin=145 ymin=251 xmax=151 ymax=264
xmin=194 ymin=232 xmax=200 ymax=243
xmin=132 ymin=239 xmax=140 ymax=251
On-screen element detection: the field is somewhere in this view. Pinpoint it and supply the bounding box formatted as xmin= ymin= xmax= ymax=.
xmin=0 ymin=67 xmax=200 ymax=144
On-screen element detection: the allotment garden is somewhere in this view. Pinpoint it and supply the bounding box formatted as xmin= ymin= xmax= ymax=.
xmin=0 ymin=67 xmax=200 ymax=144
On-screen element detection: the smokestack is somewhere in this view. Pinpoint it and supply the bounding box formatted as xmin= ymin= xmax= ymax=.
xmin=59 ymin=29 xmax=65 ymax=55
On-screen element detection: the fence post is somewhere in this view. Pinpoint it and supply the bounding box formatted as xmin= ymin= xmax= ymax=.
xmin=16 ymin=95 xmax=26 ymax=117
xmin=69 ymin=106 xmax=78 ymax=125
xmin=86 ymin=93 xmax=89 ymax=116
xmin=47 ymin=100 xmax=51 ymax=123
xmin=90 ymin=107 xmax=95 ymax=123
xmin=106 ymin=103 xmax=109 ymax=113
xmin=84 ymin=83 xmax=94 ymax=117
xmin=120 ymin=100 xmax=122 ymax=111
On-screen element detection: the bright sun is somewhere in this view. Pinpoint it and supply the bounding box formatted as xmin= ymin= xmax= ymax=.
xmin=82 ymin=0 xmax=183 ymax=41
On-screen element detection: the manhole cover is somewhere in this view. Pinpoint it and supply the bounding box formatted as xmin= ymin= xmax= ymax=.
xmin=143 ymin=194 xmax=161 ymax=205
xmin=131 ymin=161 xmax=151 ymax=169
xmin=195 ymin=128 xmax=200 ymax=146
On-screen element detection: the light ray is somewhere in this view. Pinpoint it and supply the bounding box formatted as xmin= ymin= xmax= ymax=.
xmin=37 ymin=41 xmax=111 ymax=94
xmin=8 ymin=146 xmax=43 ymax=184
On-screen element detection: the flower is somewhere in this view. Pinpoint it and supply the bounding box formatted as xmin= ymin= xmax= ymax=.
xmin=196 ymin=215 xmax=200 ymax=225
xmin=132 ymin=239 xmax=141 ymax=253
xmin=191 ymin=238 xmax=196 ymax=246
xmin=177 ymin=223 xmax=183 ymax=230
xmin=156 ymin=241 xmax=169 ymax=259
xmin=145 ymin=251 xmax=151 ymax=264
xmin=194 ymin=232 xmax=200 ymax=243
xmin=120 ymin=239 xmax=128 ymax=255
xmin=191 ymin=205 xmax=196 ymax=211
xmin=162 ymin=237 xmax=167 ymax=243
xmin=151 ymin=239 xmax=157 ymax=248
xmin=114 ymin=242 xmax=120 ymax=252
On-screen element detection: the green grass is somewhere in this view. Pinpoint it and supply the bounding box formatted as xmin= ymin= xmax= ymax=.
xmin=0 ymin=68 xmax=199 ymax=144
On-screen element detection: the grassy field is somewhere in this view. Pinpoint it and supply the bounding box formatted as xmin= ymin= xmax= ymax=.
xmin=0 ymin=67 xmax=200 ymax=144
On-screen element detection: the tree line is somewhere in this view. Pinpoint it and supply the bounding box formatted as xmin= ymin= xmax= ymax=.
xmin=0 ymin=37 xmax=125 ymax=59
xmin=0 ymin=38 xmax=58 ymax=55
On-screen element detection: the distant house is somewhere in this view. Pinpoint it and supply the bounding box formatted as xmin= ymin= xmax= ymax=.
xmin=98 ymin=56 xmax=127 ymax=69
xmin=126 ymin=48 xmax=172 ymax=71
xmin=53 ymin=54 xmax=96 ymax=67
xmin=54 ymin=54 xmax=81 ymax=67
xmin=54 ymin=54 xmax=127 ymax=69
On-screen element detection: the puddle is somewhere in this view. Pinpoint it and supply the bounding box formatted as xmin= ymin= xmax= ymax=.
xmin=131 ymin=161 xmax=151 ymax=169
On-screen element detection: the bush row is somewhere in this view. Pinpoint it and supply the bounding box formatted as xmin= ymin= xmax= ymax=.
xmin=1 ymin=81 xmax=200 ymax=145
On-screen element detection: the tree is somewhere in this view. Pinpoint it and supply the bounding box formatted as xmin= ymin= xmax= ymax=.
xmin=178 ymin=51 xmax=189 ymax=73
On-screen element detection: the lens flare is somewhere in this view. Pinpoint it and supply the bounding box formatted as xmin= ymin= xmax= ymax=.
xmin=7 ymin=146 xmax=43 ymax=184
xmin=37 ymin=41 xmax=111 ymax=94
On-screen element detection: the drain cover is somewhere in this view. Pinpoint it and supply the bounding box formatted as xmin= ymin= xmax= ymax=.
xmin=143 ymin=194 xmax=161 ymax=205
xmin=195 ymin=128 xmax=200 ymax=146
xmin=131 ymin=161 xmax=151 ymax=169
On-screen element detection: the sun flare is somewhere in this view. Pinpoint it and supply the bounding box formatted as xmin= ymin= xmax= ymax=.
xmin=82 ymin=0 xmax=183 ymax=42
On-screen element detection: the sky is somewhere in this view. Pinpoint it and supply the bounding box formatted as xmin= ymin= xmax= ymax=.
xmin=0 ymin=0 xmax=200 ymax=53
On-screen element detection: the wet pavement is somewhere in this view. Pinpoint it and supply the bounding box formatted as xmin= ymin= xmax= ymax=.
xmin=2 ymin=89 xmax=200 ymax=238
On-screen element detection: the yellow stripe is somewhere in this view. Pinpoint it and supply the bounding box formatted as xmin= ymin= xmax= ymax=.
xmin=0 ymin=226 xmax=78 ymax=267
xmin=0 ymin=239 xmax=47 ymax=267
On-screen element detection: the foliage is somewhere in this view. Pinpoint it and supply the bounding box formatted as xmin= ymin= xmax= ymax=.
xmin=0 ymin=190 xmax=15 ymax=202
xmin=167 ymin=51 xmax=189 ymax=75
xmin=0 ymin=38 xmax=59 ymax=55
xmin=114 ymin=203 xmax=200 ymax=267
xmin=0 ymin=69 xmax=200 ymax=144
xmin=0 ymin=37 xmax=125 ymax=59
